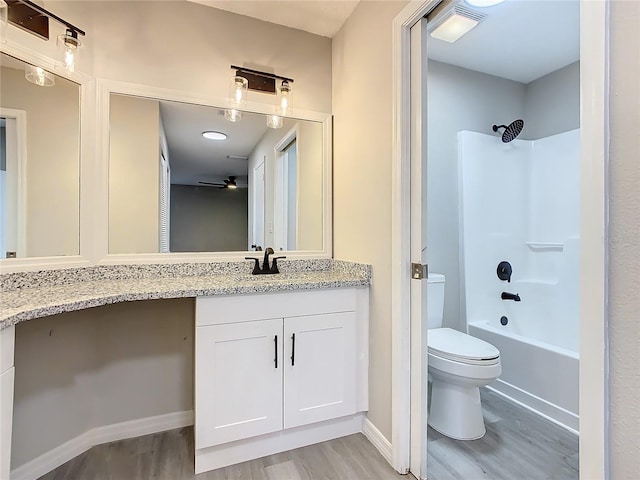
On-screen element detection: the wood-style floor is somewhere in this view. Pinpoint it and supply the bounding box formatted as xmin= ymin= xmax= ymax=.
xmin=427 ymin=388 xmax=579 ymax=480
xmin=37 ymin=431 xmax=405 ymax=480
xmin=38 ymin=388 xmax=579 ymax=480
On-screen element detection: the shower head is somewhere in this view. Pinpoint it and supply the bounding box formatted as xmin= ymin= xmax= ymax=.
xmin=492 ymin=119 xmax=525 ymax=143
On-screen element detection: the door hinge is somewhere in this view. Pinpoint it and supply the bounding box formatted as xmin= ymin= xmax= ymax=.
xmin=411 ymin=263 xmax=428 ymax=280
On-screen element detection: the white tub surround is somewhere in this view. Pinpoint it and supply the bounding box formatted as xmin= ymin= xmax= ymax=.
xmin=0 ymin=260 xmax=370 ymax=480
xmin=458 ymin=129 xmax=580 ymax=432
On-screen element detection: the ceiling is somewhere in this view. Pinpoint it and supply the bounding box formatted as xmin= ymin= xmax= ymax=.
xmin=160 ymin=100 xmax=270 ymax=186
xmin=427 ymin=0 xmax=580 ymax=84
xmin=186 ymin=0 xmax=360 ymax=38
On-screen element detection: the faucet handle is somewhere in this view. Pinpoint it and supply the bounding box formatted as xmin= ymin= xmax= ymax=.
xmin=271 ymin=256 xmax=286 ymax=273
xmin=244 ymin=257 xmax=260 ymax=275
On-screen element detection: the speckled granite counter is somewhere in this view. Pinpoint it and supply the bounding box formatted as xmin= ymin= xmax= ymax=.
xmin=0 ymin=260 xmax=371 ymax=330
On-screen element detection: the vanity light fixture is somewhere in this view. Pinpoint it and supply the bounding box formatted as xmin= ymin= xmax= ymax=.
xmin=25 ymin=64 xmax=55 ymax=86
xmin=428 ymin=4 xmax=486 ymax=43
xmin=5 ymin=0 xmax=85 ymax=73
xmin=227 ymin=65 xmax=294 ymax=127
xmin=202 ymin=131 xmax=227 ymax=141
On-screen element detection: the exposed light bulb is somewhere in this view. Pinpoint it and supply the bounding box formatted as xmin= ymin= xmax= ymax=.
xmin=224 ymin=108 xmax=242 ymax=123
xmin=229 ymin=75 xmax=248 ymax=108
xmin=57 ymin=29 xmax=80 ymax=74
xmin=277 ymin=80 xmax=292 ymax=116
xmin=267 ymin=115 xmax=283 ymax=129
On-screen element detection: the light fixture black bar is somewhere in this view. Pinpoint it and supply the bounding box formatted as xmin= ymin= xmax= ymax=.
xmin=19 ymin=0 xmax=86 ymax=36
xmin=230 ymin=65 xmax=294 ymax=83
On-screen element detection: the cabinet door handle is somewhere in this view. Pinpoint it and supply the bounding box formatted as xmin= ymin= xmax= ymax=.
xmin=291 ymin=333 xmax=296 ymax=366
xmin=274 ymin=335 xmax=278 ymax=368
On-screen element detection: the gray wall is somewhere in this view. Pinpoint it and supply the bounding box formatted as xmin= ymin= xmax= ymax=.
xmin=426 ymin=60 xmax=526 ymax=332
xmin=12 ymin=299 xmax=194 ymax=468
xmin=609 ymin=1 xmax=640 ymax=477
xmin=170 ymin=185 xmax=248 ymax=252
xmin=523 ymin=61 xmax=580 ymax=140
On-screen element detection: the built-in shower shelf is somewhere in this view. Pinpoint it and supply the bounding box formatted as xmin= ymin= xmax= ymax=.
xmin=525 ymin=242 xmax=564 ymax=251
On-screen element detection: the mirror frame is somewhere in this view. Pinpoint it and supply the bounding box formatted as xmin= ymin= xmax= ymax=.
xmin=96 ymin=79 xmax=333 ymax=264
xmin=0 ymin=40 xmax=95 ymax=273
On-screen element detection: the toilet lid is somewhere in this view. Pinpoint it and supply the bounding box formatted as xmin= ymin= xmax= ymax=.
xmin=428 ymin=328 xmax=500 ymax=363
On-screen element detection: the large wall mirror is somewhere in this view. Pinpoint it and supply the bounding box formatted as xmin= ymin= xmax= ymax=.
xmin=107 ymin=91 xmax=329 ymax=255
xmin=0 ymin=52 xmax=81 ymax=259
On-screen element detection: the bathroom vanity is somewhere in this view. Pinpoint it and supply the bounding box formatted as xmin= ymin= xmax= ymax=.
xmin=0 ymin=261 xmax=370 ymax=479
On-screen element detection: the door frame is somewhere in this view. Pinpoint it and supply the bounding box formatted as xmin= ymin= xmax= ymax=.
xmin=0 ymin=107 xmax=28 ymax=259
xmin=390 ymin=1 xmax=610 ymax=479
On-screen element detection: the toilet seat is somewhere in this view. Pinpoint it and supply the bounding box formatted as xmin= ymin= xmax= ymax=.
xmin=428 ymin=328 xmax=500 ymax=366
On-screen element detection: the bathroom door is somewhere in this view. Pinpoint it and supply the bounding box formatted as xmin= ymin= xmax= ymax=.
xmin=409 ymin=16 xmax=429 ymax=480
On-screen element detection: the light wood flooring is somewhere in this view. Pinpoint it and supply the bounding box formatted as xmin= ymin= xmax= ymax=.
xmin=38 ymin=388 xmax=578 ymax=480
xmin=37 ymin=431 xmax=405 ymax=480
xmin=427 ymin=388 xmax=579 ymax=480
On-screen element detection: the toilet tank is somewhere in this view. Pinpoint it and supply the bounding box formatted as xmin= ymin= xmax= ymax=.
xmin=427 ymin=273 xmax=445 ymax=329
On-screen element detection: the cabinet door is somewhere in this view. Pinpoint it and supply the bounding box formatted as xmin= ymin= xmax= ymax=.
xmin=195 ymin=319 xmax=283 ymax=449
xmin=0 ymin=367 xmax=14 ymax=480
xmin=283 ymin=312 xmax=356 ymax=429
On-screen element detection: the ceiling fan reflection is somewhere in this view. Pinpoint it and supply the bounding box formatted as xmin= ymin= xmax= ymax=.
xmin=198 ymin=176 xmax=246 ymax=190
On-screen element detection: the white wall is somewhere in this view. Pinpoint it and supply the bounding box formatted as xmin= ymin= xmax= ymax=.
xmin=247 ymin=119 xmax=323 ymax=251
xmin=170 ymin=184 xmax=248 ymax=252
xmin=332 ymin=0 xmax=409 ymax=441
xmin=109 ymin=94 xmax=160 ymax=254
xmin=296 ymin=121 xmax=324 ymax=251
xmin=609 ymin=1 xmax=640 ymax=477
xmin=0 ymin=65 xmax=80 ymax=257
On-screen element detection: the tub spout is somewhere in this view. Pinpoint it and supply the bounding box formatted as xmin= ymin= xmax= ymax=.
xmin=501 ymin=292 xmax=521 ymax=302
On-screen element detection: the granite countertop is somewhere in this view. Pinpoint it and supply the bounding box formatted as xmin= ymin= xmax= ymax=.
xmin=0 ymin=260 xmax=371 ymax=330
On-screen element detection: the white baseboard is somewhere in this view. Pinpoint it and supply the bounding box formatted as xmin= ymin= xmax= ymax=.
xmin=11 ymin=410 xmax=194 ymax=480
xmin=362 ymin=417 xmax=392 ymax=466
xmin=196 ymin=413 xmax=365 ymax=474
xmin=487 ymin=382 xmax=579 ymax=434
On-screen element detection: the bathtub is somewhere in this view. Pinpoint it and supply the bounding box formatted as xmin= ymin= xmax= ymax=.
xmin=469 ymin=319 xmax=579 ymax=433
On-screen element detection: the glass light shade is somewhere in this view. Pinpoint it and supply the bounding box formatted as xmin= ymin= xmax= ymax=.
xmin=267 ymin=115 xmax=283 ymax=129
xmin=465 ymin=0 xmax=505 ymax=7
xmin=0 ymin=0 xmax=7 ymax=44
xmin=229 ymin=75 xmax=248 ymax=107
xmin=25 ymin=64 xmax=55 ymax=87
xmin=276 ymin=80 xmax=292 ymax=116
xmin=57 ymin=30 xmax=81 ymax=73
xmin=430 ymin=14 xmax=478 ymax=43
xmin=224 ymin=108 xmax=242 ymax=122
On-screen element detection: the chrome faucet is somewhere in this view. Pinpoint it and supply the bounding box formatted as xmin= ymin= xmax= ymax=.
xmin=501 ymin=292 xmax=521 ymax=302
xmin=245 ymin=247 xmax=286 ymax=274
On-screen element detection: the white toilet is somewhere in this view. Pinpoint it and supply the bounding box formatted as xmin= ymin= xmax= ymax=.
xmin=427 ymin=273 xmax=501 ymax=440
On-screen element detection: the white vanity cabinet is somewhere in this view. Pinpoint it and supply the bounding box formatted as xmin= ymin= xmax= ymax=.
xmin=194 ymin=287 xmax=368 ymax=473
xmin=0 ymin=326 xmax=15 ymax=480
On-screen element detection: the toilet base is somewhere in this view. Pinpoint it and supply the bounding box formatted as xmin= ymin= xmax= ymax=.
xmin=428 ymin=378 xmax=486 ymax=440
